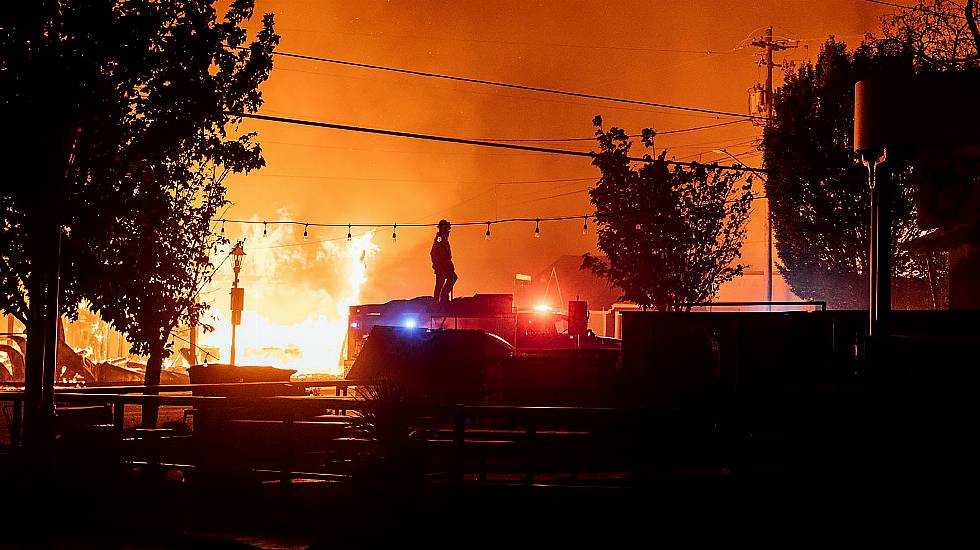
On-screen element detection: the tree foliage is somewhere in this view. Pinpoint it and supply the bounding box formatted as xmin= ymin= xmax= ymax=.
xmin=80 ymin=163 xmax=229 ymax=361
xmin=761 ymin=37 xmax=942 ymax=309
xmin=0 ymin=1 xmax=277 ymax=404
xmin=583 ymin=117 xmax=753 ymax=311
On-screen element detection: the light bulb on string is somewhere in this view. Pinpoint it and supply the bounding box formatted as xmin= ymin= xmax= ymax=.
xmin=485 ymin=222 xmax=491 ymax=240
xmin=303 ymin=224 xmax=308 ymax=240
xmin=221 ymin=221 xmax=225 ymax=235
xmin=263 ymin=221 xmax=267 ymax=237
xmin=392 ymin=224 xmax=397 ymax=242
xmin=534 ymin=219 xmax=540 ymax=238
xmin=634 ymin=212 xmax=641 ymax=231
xmin=582 ymin=216 xmax=589 ymax=235
xmin=347 ymin=224 xmax=352 ymax=242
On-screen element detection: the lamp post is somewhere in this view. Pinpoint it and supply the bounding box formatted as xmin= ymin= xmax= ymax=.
xmin=229 ymin=241 xmax=246 ymax=366
xmin=714 ymin=149 xmax=772 ymax=310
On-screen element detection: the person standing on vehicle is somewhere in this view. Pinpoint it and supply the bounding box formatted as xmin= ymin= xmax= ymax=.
xmin=431 ymin=219 xmax=457 ymax=304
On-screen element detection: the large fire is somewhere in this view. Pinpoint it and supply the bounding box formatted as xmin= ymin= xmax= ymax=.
xmin=200 ymin=220 xmax=377 ymax=376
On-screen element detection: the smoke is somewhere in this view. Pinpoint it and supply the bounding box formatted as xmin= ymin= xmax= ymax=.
xmin=199 ymin=210 xmax=378 ymax=374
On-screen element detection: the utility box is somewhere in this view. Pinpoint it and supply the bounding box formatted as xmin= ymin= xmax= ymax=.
xmin=230 ymin=287 xmax=244 ymax=311
xmin=567 ymin=300 xmax=589 ymax=336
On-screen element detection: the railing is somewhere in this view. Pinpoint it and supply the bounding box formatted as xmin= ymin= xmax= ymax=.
xmin=678 ymin=301 xmax=828 ymax=312
xmin=1 ymin=380 xmax=374 ymax=450
xmin=2 ymin=388 xmax=734 ymax=490
xmin=55 ymin=378 xmax=372 ymax=394
xmin=445 ymin=405 xmax=640 ymax=486
xmin=2 ymin=387 xmax=663 ymax=488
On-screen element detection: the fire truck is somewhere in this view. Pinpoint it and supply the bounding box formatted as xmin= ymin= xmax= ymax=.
xmin=345 ymin=293 xmax=619 ymax=366
xmin=344 ymin=294 xmax=621 ymax=405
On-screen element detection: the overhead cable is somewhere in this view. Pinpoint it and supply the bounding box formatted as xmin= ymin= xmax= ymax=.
xmin=230 ymin=112 xmax=767 ymax=174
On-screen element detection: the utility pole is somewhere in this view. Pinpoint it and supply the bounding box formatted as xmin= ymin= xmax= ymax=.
xmin=751 ymin=27 xmax=796 ymax=309
xmin=751 ymin=27 xmax=798 ymax=119
xmin=188 ymin=296 xmax=199 ymax=366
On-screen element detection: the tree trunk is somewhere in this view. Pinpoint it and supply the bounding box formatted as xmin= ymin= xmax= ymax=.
xmin=22 ymin=268 xmax=49 ymax=451
xmin=142 ymin=339 xmax=166 ymax=429
xmin=966 ymin=0 xmax=980 ymax=56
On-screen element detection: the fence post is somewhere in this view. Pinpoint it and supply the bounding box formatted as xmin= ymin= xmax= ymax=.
xmin=281 ymin=409 xmax=295 ymax=487
xmin=526 ymin=413 xmax=537 ymax=484
xmin=12 ymin=397 xmax=23 ymax=449
xmin=630 ymin=408 xmax=648 ymax=485
xmin=452 ymin=405 xmax=465 ymax=485
xmin=113 ymin=398 xmax=125 ymax=437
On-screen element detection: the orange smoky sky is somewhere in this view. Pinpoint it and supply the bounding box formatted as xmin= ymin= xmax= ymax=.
xmin=217 ymin=0 xmax=891 ymax=320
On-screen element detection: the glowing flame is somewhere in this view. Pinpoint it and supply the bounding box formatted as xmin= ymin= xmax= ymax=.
xmin=199 ymin=219 xmax=377 ymax=375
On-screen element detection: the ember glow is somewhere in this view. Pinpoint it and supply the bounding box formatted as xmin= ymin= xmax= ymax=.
xmin=201 ymin=220 xmax=378 ymax=375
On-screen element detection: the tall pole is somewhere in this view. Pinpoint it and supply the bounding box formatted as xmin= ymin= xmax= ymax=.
xmin=231 ymin=264 xmax=240 ymax=366
xmin=229 ymin=242 xmax=246 ymax=366
xmin=863 ymin=151 xmax=890 ymax=338
xmin=751 ymin=27 xmax=794 ymax=310
xmin=764 ymin=27 xmax=773 ymax=307
xmin=764 ymin=27 xmax=774 ymax=310
xmin=766 ymin=196 xmax=774 ymax=308
xmin=189 ymin=296 xmax=199 ymax=366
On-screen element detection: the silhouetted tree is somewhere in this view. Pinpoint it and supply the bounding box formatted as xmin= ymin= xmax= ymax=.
xmin=583 ymin=117 xmax=753 ymax=311
xmin=881 ymin=0 xmax=979 ymax=71
xmin=0 ymin=1 xmax=277 ymax=429
xmin=762 ymin=36 xmax=951 ymax=309
xmin=81 ymin=164 xmax=233 ymax=428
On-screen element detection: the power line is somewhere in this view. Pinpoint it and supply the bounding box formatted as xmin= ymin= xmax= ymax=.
xmin=230 ymin=112 xmax=767 ymax=174
xmin=247 ymin=173 xmax=596 ymax=185
xmin=471 ymin=119 xmax=753 ymax=143
xmin=265 ymin=50 xmax=765 ymax=120
xmin=857 ymin=0 xmax=964 ymax=18
xmin=279 ymin=27 xmax=755 ymax=55
xmin=170 ymin=331 xmax=219 ymax=362
xmin=509 ymin=187 xmax=591 ymax=206
xmin=494 ymin=177 xmax=593 ymax=186
xmin=658 ymin=119 xmax=753 ymax=135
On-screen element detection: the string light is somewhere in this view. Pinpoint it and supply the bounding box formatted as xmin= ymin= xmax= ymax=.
xmin=215 ymin=195 xmax=766 ymax=243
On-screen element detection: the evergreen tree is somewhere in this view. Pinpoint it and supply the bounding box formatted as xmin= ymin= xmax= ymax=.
xmin=761 ymin=37 xmax=934 ymax=309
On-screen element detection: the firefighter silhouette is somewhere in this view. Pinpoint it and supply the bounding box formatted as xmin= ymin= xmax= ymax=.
xmin=431 ymin=219 xmax=457 ymax=304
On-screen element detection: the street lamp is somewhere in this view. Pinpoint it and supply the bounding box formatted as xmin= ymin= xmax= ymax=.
xmin=229 ymin=241 xmax=246 ymax=366
xmin=713 ymin=149 xmax=773 ymax=310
